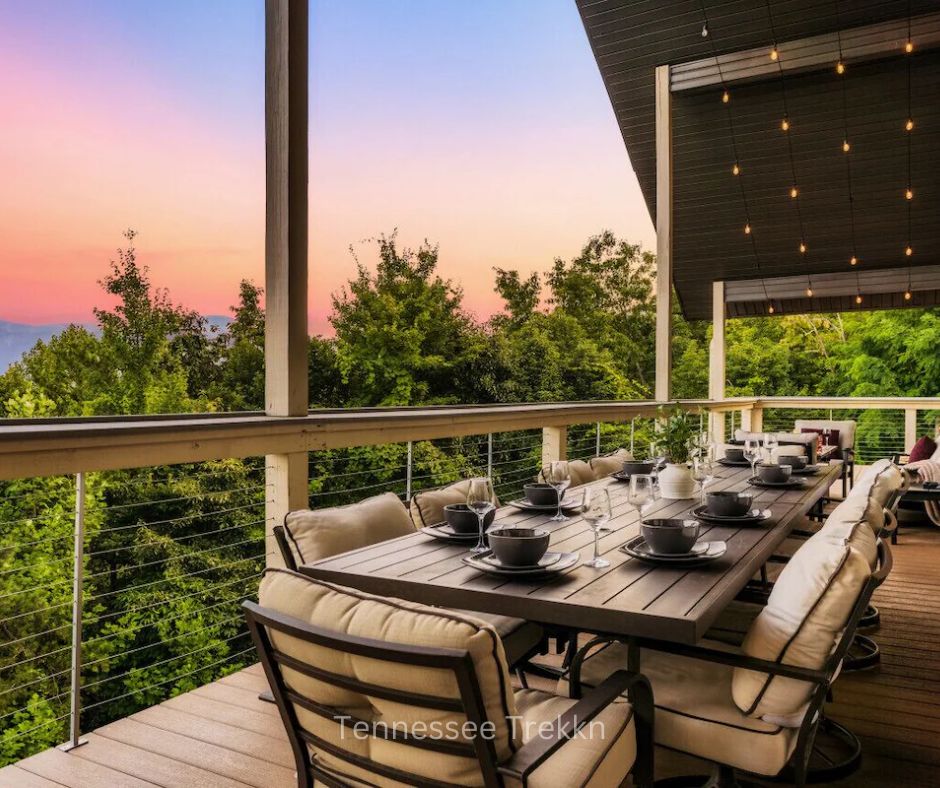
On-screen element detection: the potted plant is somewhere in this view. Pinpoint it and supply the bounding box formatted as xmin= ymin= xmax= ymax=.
xmin=653 ymin=406 xmax=699 ymax=499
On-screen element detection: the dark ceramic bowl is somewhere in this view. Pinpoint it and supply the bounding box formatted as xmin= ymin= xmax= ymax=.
xmin=706 ymin=491 xmax=753 ymax=517
xmin=622 ymin=460 xmax=656 ymax=476
xmin=777 ymin=454 xmax=807 ymax=470
xmin=488 ymin=527 xmax=551 ymax=567
xmin=640 ymin=519 xmax=701 ymax=555
xmin=524 ymin=483 xmax=560 ymax=506
xmin=757 ymin=463 xmax=792 ymax=484
xmin=725 ymin=448 xmax=745 ymax=462
xmin=444 ymin=504 xmax=496 ymax=534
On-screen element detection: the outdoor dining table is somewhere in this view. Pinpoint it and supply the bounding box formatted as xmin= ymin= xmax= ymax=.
xmin=303 ymin=461 xmax=843 ymax=646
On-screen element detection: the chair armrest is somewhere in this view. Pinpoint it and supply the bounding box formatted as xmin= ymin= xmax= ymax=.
xmin=273 ymin=525 xmax=298 ymax=572
xmin=497 ymin=670 xmax=651 ymax=782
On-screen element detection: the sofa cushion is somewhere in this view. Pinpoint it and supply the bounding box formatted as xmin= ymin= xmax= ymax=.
xmin=284 ymin=492 xmax=415 ymax=565
xmin=259 ymin=569 xmax=519 ymax=786
xmin=559 ymin=641 xmax=798 ymax=778
xmin=589 ymin=448 xmax=634 ymax=479
xmin=539 ymin=459 xmax=596 ymax=488
xmin=409 ymin=479 xmax=498 ymax=529
xmin=507 ymin=688 xmax=636 ymax=788
xmin=817 ymin=500 xmax=879 ymax=568
xmin=794 ymin=419 xmax=856 ymax=451
xmin=732 ymin=540 xmax=871 ymax=721
xmin=849 ymin=458 xmax=902 ymax=510
xmin=909 ymin=435 xmax=938 ymax=463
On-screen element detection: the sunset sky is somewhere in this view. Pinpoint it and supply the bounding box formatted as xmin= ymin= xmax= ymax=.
xmin=0 ymin=0 xmax=653 ymax=336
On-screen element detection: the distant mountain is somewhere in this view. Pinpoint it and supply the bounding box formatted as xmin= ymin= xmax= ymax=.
xmin=0 ymin=316 xmax=232 ymax=372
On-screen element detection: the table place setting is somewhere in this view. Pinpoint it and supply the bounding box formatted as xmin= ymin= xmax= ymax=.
xmin=620 ymin=518 xmax=727 ymax=566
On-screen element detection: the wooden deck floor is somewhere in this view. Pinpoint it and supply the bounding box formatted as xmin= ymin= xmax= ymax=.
xmin=3 ymin=524 xmax=940 ymax=787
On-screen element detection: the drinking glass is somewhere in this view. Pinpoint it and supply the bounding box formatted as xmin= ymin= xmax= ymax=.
xmin=764 ymin=432 xmax=778 ymax=463
xmin=546 ymin=461 xmax=571 ymax=522
xmin=581 ymin=487 xmax=612 ymax=568
xmin=466 ymin=477 xmax=496 ymax=554
xmin=692 ymin=456 xmax=714 ymax=506
xmin=744 ymin=438 xmax=761 ymax=481
xmin=628 ymin=474 xmax=655 ymax=522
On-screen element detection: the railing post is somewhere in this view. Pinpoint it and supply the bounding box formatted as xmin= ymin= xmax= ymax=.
xmin=904 ymin=408 xmax=918 ymax=453
xmin=486 ymin=433 xmax=493 ymax=478
xmin=541 ymin=426 xmax=567 ymax=469
xmin=595 ymin=422 xmax=602 ymax=457
xmin=61 ymin=473 xmax=87 ymax=752
xmin=406 ymin=441 xmax=413 ymax=500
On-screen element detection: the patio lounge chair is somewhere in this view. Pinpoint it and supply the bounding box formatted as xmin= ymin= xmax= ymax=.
xmin=794 ymin=419 xmax=857 ymax=497
xmin=244 ymin=568 xmax=654 ymax=787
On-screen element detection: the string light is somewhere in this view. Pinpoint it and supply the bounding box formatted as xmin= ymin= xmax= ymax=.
xmin=732 ymin=163 xmax=740 ymax=176
xmin=768 ymin=304 xmax=775 ymax=314
xmin=790 ymin=186 xmax=799 ymax=199
xmin=842 ymin=139 xmax=850 ymax=153
xmin=855 ymin=294 xmax=863 ymax=305
xmin=835 ymin=1 xmax=859 ymax=273
xmin=806 ymin=287 xmax=813 ymax=297
xmin=836 ymin=60 xmax=845 ymax=74
xmin=905 ymin=289 xmax=913 ymax=300
xmin=781 ymin=116 xmax=790 ymax=131
xmin=722 ymin=89 xmax=730 ymax=104
xmin=799 ymin=241 xmax=807 ymax=254
xmin=850 ymin=255 xmax=858 ymax=266
xmin=906 ymin=118 xmax=914 ymax=131
xmin=744 ymin=223 xmax=752 ymax=235
xmin=906 ymin=245 xmax=913 ymax=257
xmin=905 ymin=40 xmax=914 ymax=53
xmin=906 ymin=188 xmax=913 ymax=200
xmin=770 ymin=46 xmax=779 ymax=61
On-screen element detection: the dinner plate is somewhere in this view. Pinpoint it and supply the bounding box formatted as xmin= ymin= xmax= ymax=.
xmin=461 ymin=551 xmax=580 ymax=578
xmin=788 ymin=464 xmax=821 ymax=475
xmin=620 ymin=536 xmax=727 ymax=565
xmin=690 ymin=504 xmax=773 ymax=526
xmin=420 ymin=524 xmax=487 ymax=543
xmin=747 ymin=476 xmax=805 ymax=489
xmin=506 ymin=497 xmax=582 ymax=513
xmin=481 ymin=551 xmax=563 ymax=571
xmin=717 ymin=458 xmax=752 ymax=467
xmin=610 ymin=470 xmax=659 ymax=482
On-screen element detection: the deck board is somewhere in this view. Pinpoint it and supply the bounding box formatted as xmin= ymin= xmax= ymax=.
xmin=3 ymin=521 xmax=940 ymax=786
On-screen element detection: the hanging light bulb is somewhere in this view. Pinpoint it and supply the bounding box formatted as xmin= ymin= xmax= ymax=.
xmin=906 ymin=245 xmax=913 ymax=256
xmin=836 ymin=60 xmax=845 ymax=75
xmin=850 ymin=255 xmax=858 ymax=266
xmin=905 ymin=40 xmax=914 ymax=53
xmin=732 ymin=163 xmax=740 ymax=176
xmin=904 ymin=289 xmax=913 ymax=301
xmin=906 ymin=187 xmax=913 ymax=200
xmin=781 ymin=116 xmax=790 ymax=131
xmin=806 ymin=287 xmax=813 ymax=297
xmin=701 ymin=22 xmax=709 ymax=37
xmin=744 ymin=223 xmax=751 ymax=235
xmin=906 ymin=118 xmax=914 ymax=132
xmin=768 ymin=304 xmax=775 ymax=314
xmin=722 ymin=89 xmax=730 ymax=104
xmin=799 ymin=241 xmax=807 ymax=254
xmin=770 ymin=46 xmax=779 ymax=61
xmin=855 ymin=294 xmax=863 ymax=305
xmin=790 ymin=186 xmax=799 ymax=199
xmin=842 ymin=139 xmax=851 ymax=153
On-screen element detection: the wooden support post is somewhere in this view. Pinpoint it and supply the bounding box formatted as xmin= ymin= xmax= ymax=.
xmin=654 ymin=64 xmax=673 ymax=402
xmin=542 ymin=427 xmax=568 ymax=469
xmin=904 ymin=408 xmax=918 ymax=453
xmin=264 ymin=0 xmax=309 ymax=568
xmin=750 ymin=406 xmax=764 ymax=434
xmin=708 ymin=281 xmax=726 ymax=442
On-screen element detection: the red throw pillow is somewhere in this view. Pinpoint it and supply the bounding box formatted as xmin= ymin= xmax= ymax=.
xmin=909 ymin=435 xmax=938 ymax=463
xmin=801 ymin=427 xmax=839 ymax=448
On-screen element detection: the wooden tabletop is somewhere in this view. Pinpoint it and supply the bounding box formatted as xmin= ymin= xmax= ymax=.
xmin=304 ymin=462 xmax=842 ymax=645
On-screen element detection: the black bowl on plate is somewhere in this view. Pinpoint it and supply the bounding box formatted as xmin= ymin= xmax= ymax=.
xmin=725 ymin=448 xmax=745 ymax=462
xmin=640 ymin=519 xmax=700 ymax=555
xmin=622 ymin=460 xmax=656 ymax=476
xmin=706 ymin=491 xmax=753 ymax=517
xmin=524 ymin=483 xmax=560 ymax=506
xmin=444 ymin=504 xmax=496 ymax=534
xmin=777 ymin=454 xmax=807 ymax=471
xmin=488 ymin=527 xmax=551 ymax=567
xmin=757 ymin=462 xmax=792 ymax=484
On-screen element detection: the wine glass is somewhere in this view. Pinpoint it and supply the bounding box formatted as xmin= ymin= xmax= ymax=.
xmin=692 ymin=456 xmax=714 ymax=507
xmin=628 ymin=474 xmax=655 ymax=522
xmin=580 ymin=487 xmax=612 ymax=568
xmin=466 ymin=477 xmax=496 ymax=554
xmin=764 ymin=432 xmax=778 ymax=463
xmin=744 ymin=438 xmax=761 ymax=482
xmin=546 ymin=461 xmax=571 ymax=522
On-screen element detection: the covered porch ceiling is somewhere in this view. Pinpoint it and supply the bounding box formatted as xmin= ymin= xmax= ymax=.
xmin=577 ymin=0 xmax=940 ymax=319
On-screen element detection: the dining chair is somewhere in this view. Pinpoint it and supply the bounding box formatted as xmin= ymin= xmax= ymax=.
xmin=272 ymin=491 xmax=544 ymax=669
xmin=794 ymin=418 xmax=858 ymax=497
xmin=589 ymin=447 xmax=634 ymax=478
xmin=538 ymin=459 xmax=596 ymax=487
xmin=560 ymin=535 xmax=892 ymax=787
xmin=409 ymin=478 xmax=499 ymax=529
xmin=245 ymin=568 xmax=654 ymax=788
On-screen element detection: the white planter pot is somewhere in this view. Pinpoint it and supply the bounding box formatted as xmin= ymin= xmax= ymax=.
xmin=659 ymin=462 xmax=696 ymax=500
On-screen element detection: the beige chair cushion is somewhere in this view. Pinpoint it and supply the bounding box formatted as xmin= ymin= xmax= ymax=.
xmin=506 ymin=688 xmax=636 ymax=788
xmin=409 ymin=479 xmax=498 ymax=528
xmin=849 ymin=458 xmax=902 ymax=510
xmin=539 ymin=460 xmax=596 ymax=488
xmin=259 ymin=569 xmax=519 ymax=786
xmin=770 ymin=445 xmax=808 ymax=463
xmin=732 ymin=540 xmax=871 ymax=721
xmin=560 ymin=641 xmax=798 ymax=778
xmin=283 ymin=492 xmax=416 ymax=566
xmin=794 ymin=419 xmax=856 ymax=451
xmin=817 ymin=501 xmax=879 ymax=568
xmin=589 ymin=448 xmax=634 ymax=479
xmin=733 ymin=431 xmax=818 ymax=463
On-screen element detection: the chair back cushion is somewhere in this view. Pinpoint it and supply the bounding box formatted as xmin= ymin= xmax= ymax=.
xmin=259 ymin=569 xmax=519 ymax=785
xmin=849 ymin=458 xmax=902 ymax=511
xmin=732 ymin=539 xmax=871 ymax=724
xmin=816 ymin=500 xmax=879 ymax=568
xmin=409 ymin=479 xmax=498 ymax=528
xmin=794 ymin=419 xmax=856 ymax=451
xmin=284 ymin=492 xmax=415 ymax=566
xmin=589 ymin=448 xmax=634 ymax=478
xmin=539 ymin=459 xmax=596 ymax=488
xmin=734 ymin=430 xmax=818 ymax=463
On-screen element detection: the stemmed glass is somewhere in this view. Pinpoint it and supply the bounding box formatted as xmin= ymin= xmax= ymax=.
xmin=580 ymin=487 xmax=612 ymax=568
xmin=744 ymin=438 xmax=761 ymax=482
xmin=466 ymin=477 xmax=496 ymax=554
xmin=692 ymin=456 xmax=714 ymax=507
xmin=628 ymin=474 xmax=656 ymax=523
xmin=546 ymin=461 xmax=571 ymax=522
xmin=764 ymin=432 xmax=778 ymax=463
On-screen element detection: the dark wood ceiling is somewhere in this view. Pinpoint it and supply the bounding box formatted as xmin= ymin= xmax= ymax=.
xmin=576 ymin=0 xmax=940 ymax=320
